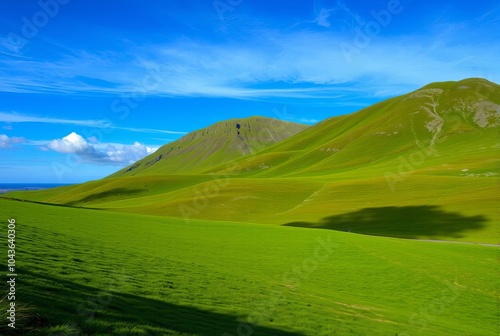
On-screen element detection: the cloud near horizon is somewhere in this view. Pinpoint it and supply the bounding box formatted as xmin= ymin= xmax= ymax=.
xmin=46 ymin=132 xmax=158 ymax=165
xmin=0 ymin=134 xmax=26 ymax=148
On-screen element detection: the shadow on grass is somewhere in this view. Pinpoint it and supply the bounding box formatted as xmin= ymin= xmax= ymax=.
xmin=283 ymin=205 xmax=487 ymax=240
xmin=16 ymin=270 xmax=304 ymax=336
xmin=64 ymin=188 xmax=146 ymax=206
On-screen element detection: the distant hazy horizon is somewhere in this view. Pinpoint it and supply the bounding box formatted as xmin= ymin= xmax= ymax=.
xmin=0 ymin=183 xmax=73 ymax=193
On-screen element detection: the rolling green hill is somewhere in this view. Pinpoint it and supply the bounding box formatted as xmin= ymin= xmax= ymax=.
xmin=209 ymin=78 xmax=499 ymax=177
xmin=109 ymin=116 xmax=308 ymax=177
xmin=5 ymin=78 xmax=499 ymax=244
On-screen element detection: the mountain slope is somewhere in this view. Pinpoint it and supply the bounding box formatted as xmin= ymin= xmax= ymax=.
xmin=5 ymin=78 xmax=499 ymax=243
xmin=110 ymin=116 xmax=308 ymax=177
xmin=209 ymin=78 xmax=499 ymax=178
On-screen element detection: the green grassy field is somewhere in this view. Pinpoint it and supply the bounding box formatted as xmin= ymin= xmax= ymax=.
xmin=1 ymin=198 xmax=498 ymax=335
xmin=8 ymin=170 xmax=498 ymax=244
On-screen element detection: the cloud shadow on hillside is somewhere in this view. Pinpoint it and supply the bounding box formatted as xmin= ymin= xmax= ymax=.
xmin=283 ymin=205 xmax=487 ymax=240
xmin=20 ymin=270 xmax=305 ymax=336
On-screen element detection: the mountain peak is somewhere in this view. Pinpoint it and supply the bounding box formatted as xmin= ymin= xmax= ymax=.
xmin=109 ymin=116 xmax=308 ymax=177
xmin=418 ymin=77 xmax=498 ymax=92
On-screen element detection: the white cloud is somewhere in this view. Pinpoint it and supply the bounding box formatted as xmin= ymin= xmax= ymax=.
xmin=46 ymin=132 xmax=158 ymax=166
xmin=48 ymin=132 xmax=90 ymax=154
xmin=0 ymin=134 xmax=26 ymax=148
xmin=103 ymin=142 xmax=157 ymax=164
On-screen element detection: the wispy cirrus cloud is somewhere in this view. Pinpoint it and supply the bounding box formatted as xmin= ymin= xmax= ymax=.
xmin=113 ymin=126 xmax=187 ymax=135
xmin=0 ymin=112 xmax=186 ymax=134
xmin=0 ymin=111 xmax=106 ymax=127
xmin=0 ymin=15 xmax=498 ymax=101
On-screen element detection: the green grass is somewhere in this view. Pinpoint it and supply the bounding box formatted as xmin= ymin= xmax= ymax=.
xmin=8 ymin=171 xmax=497 ymax=243
xmin=1 ymin=198 xmax=498 ymax=335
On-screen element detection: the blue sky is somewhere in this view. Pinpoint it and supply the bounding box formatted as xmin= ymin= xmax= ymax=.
xmin=0 ymin=0 xmax=499 ymax=183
